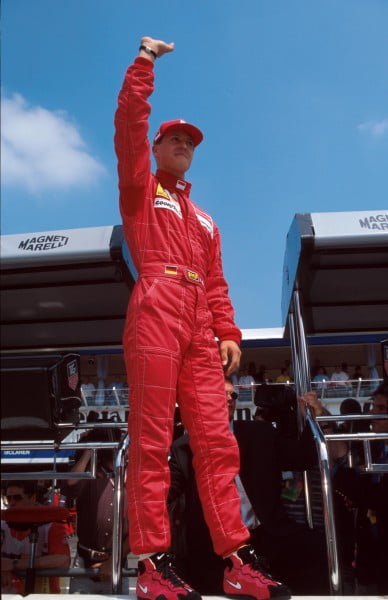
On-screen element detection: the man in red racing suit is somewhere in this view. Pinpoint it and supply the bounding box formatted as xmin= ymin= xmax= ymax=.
xmin=114 ymin=36 xmax=290 ymax=600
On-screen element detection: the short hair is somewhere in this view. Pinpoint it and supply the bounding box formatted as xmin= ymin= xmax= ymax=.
xmin=5 ymin=480 xmax=38 ymax=496
xmin=340 ymin=398 xmax=362 ymax=415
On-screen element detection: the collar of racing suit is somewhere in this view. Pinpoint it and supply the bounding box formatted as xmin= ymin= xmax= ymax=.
xmin=155 ymin=169 xmax=192 ymax=196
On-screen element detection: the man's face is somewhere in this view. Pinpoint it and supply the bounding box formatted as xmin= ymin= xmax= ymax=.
xmin=370 ymin=393 xmax=388 ymax=433
xmin=225 ymin=381 xmax=237 ymax=421
xmin=153 ymin=129 xmax=194 ymax=178
xmin=4 ymin=485 xmax=36 ymax=508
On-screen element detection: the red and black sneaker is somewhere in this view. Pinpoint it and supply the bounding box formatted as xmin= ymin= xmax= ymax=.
xmin=223 ymin=545 xmax=291 ymax=600
xmin=137 ymin=551 xmax=202 ymax=600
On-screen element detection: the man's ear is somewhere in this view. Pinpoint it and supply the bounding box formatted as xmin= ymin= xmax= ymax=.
xmin=152 ymin=143 xmax=161 ymax=166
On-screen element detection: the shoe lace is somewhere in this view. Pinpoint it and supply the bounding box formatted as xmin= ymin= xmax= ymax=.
xmin=159 ymin=553 xmax=188 ymax=588
xmin=251 ymin=554 xmax=270 ymax=573
xmin=245 ymin=550 xmax=275 ymax=582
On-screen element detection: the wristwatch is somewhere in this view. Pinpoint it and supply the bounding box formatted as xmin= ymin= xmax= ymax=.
xmin=139 ymin=44 xmax=157 ymax=60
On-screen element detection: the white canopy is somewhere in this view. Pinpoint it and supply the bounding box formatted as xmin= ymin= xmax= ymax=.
xmin=0 ymin=225 xmax=136 ymax=351
xmin=282 ymin=210 xmax=388 ymax=335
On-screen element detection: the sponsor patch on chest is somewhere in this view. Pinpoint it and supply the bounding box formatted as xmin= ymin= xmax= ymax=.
xmin=154 ymin=184 xmax=182 ymax=219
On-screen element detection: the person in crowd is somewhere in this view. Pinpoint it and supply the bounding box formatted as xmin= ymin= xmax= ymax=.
xmin=168 ymin=379 xmax=330 ymax=596
xmin=237 ymin=365 xmax=256 ymax=402
xmin=351 ymin=365 xmax=365 ymax=380
xmin=330 ymin=364 xmax=351 ymax=387
xmin=106 ymin=375 xmax=126 ymax=406
xmin=332 ymin=380 xmax=388 ymax=594
xmin=312 ymin=365 xmax=329 ymax=390
xmin=369 ymin=381 xmax=388 ymax=433
xmin=1 ymin=480 xmax=70 ymax=594
xmin=336 ymin=397 xmax=368 ymax=462
xmin=114 ymin=34 xmax=289 ymax=600
xmin=61 ymin=428 xmax=129 ymax=594
xmin=327 ymin=396 xmax=366 ymax=590
xmin=339 ymin=398 xmax=362 ymax=424
xmin=255 ymin=365 xmax=271 ymax=384
xmin=80 ymin=376 xmax=96 ymax=404
xmin=275 ymin=367 xmax=292 ymax=384
xmin=237 ymin=365 xmax=256 ymax=387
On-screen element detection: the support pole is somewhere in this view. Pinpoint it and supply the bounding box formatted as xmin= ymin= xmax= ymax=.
xmin=290 ymin=289 xmax=341 ymax=594
xmin=111 ymin=433 xmax=130 ymax=593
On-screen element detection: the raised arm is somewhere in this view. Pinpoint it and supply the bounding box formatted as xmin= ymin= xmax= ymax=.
xmin=114 ymin=37 xmax=174 ymax=216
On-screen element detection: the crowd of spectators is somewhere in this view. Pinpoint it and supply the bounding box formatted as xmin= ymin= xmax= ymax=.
xmin=232 ymin=360 xmax=378 ymax=398
xmin=80 ymin=360 xmax=378 ymax=410
xmin=312 ymin=362 xmax=370 ymax=389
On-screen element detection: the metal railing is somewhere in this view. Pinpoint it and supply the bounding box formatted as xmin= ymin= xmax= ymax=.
xmin=79 ymin=387 xmax=129 ymax=423
xmin=80 ymin=386 xmax=129 ymax=407
xmin=288 ymin=290 xmax=339 ymax=593
xmin=319 ymin=413 xmax=388 ymax=473
xmin=234 ymin=379 xmax=383 ymax=400
xmin=78 ymin=379 xmax=383 ymax=423
xmin=1 ymin=425 xmax=129 ymax=594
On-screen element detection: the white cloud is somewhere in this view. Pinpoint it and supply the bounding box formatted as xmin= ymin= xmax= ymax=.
xmin=1 ymin=93 xmax=106 ymax=192
xmin=357 ymin=118 xmax=388 ymax=137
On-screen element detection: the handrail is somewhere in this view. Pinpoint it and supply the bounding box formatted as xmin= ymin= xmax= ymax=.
xmin=233 ymin=379 xmax=383 ymax=401
xmin=324 ymin=431 xmax=388 ymax=439
xmin=80 ymin=380 xmax=383 ymax=400
xmin=1 ymin=440 xmax=123 ymax=481
xmin=317 ymin=414 xmax=387 ymax=423
xmin=320 ymin=419 xmax=388 ymax=474
xmin=80 ymin=386 xmax=129 ymax=406
xmin=290 ymin=299 xmax=318 ymax=523
xmin=111 ymin=433 xmax=130 ymax=593
xmin=289 ymin=290 xmax=341 ymax=594
xmin=305 ymin=412 xmax=340 ymax=593
xmin=76 ymin=380 xmax=383 ymax=425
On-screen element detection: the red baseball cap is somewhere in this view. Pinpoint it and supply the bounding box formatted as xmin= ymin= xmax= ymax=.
xmin=153 ymin=119 xmax=203 ymax=147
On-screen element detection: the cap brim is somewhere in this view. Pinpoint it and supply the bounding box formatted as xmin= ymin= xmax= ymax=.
xmin=155 ymin=122 xmax=203 ymax=147
xmin=175 ymin=123 xmax=203 ymax=147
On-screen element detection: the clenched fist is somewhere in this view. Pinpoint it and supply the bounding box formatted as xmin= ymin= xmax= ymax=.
xmin=139 ymin=36 xmax=175 ymax=61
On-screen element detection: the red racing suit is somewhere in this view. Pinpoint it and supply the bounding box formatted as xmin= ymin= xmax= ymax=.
xmin=114 ymin=57 xmax=249 ymax=556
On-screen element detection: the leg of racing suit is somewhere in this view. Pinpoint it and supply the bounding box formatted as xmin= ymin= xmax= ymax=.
xmin=125 ymin=277 xmax=249 ymax=556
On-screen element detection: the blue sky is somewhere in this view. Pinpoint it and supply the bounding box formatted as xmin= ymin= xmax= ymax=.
xmin=2 ymin=0 xmax=387 ymax=329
